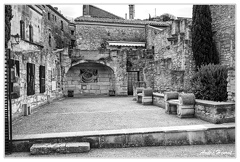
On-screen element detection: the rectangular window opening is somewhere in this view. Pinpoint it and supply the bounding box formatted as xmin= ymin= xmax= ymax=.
xmin=27 ymin=63 xmax=35 ymax=96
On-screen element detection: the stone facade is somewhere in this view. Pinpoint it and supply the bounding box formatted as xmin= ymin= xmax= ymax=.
xmin=146 ymin=19 xmax=194 ymax=92
xmin=75 ymin=23 xmax=146 ymax=50
xmin=8 ymin=5 xmax=70 ymax=120
xmin=210 ymin=5 xmax=235 ymax=101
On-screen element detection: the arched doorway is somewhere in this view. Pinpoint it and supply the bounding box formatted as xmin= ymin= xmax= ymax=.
xmin=64 ymin=62 xmax=115 ymax=96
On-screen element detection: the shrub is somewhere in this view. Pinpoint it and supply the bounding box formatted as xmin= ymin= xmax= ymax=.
xmin=191 ymin=64 xmax=228 ymax=101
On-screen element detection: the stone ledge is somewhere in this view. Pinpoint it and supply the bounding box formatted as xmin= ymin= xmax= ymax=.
xmin=12 ymin=123 xmax=235 ymax=152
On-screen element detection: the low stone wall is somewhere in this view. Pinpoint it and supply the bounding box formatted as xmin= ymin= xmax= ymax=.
xmin=195 ymin=99 xmax=235 ymax=124
xmin=12 ymin=123 xmax=235 ymax=152
xmin=153 ymin=93 xmax=165 ymax=108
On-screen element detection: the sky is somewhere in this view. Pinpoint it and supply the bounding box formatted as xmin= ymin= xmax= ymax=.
xmin=53 ymin=4 xmax=193 ymax=21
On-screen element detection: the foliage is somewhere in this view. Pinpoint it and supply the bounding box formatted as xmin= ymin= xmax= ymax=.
xmin=52 ymin=24 xmax=71 ymax=49
xmin=5 ymin=5 xmax=13 ymax=48
xmin=192 ymin=5 xmax=219 ymax=69
xmin=191 ymin=64 xmax=228 ymax=101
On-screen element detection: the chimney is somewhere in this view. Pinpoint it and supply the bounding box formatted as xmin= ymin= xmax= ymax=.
xmin=54 ymin=7 xmax=58 ymax=11
xmin=129 ymin=4 xmax=135 ymax=19
xmin=83 ymin=5 xmax=90 ymax=17
xmin=125 ymin=13 xmax=127 ymax=19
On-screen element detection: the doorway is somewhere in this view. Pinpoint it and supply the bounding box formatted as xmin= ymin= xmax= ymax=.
xmin=127 ymin=71 xmax=139 ymax=95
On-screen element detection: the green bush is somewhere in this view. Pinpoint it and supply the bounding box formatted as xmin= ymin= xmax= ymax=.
xmin=191 ymin=64 xmax=228 ymax=101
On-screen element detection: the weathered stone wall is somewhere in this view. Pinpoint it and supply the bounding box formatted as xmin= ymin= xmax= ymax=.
xmin=227 ymin=68 xmax=235 ymax=102
xmin=9 ymin=5 xmax=68 ymax=120
xmin=195 ymin=100 xmax=235 ymax=124
xmin=210 ymin=5 xmax=235 ymax=67
xmin=10 ymin=48 xmax=62 ymax=120
xmin=146 ymin=19 xmax=195 ymax=92
xmin=11 ymin=5 xmax=43 ymax=44
xmin=210 ymin=5 xmax=235 ymax=101
xmin=75 ymin=24 xmax=145 ymax=50
xmin=64 ymin=63 xmax=113 ymax=96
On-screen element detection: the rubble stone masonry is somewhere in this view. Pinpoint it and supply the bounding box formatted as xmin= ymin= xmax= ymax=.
xmin=210 ymin=5 xmax=235 ymax=101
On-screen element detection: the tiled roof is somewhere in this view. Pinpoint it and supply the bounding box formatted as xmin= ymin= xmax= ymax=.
xmin=74 ymin=16 xmax=171 ymax=27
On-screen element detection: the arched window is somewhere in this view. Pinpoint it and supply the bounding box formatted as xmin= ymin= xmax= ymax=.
xmin=20 ymin=20 xmax=25 ymax=39
xmin=29 ymin=25 xmax=33 ymax=42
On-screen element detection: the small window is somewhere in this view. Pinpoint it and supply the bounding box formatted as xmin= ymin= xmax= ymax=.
xmin=29 ymin=25 xmax=33 ymax=42
xmin=49 ymin=34 xmax=51 ymax=46
xmin=61 ymin=20 xmax=63 ymax=30
xmin=27 ymin=63 xmax=35 ymax=96
xmin=52 ymin=14 xmax=54 ymax=21
xmin=71 ymin=30 xmax=74 ymax=35
xmin=20 ymin=20 xmax=25 ymax=39
xmin=48 ymin=12 xmax=50 ymax=20
xmin=39 ymin=65 xmax=45 ymax=93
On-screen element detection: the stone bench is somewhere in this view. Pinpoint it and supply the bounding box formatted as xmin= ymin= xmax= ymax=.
xmin=134 ymin=87 xmax=144 ymax=101
xmin=137 ymin=88 xmax=153 ymax=105
xmin=152 ymin=93 xmax=165 ymax=108
xmin=165 ymin=99 xmax=179 ymax=114
xmin=165 ymin=93 xmax=195 ymax=118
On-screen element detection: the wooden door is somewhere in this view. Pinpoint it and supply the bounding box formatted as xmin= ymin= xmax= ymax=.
xmin=128 ymin=71 xmax=139 ymax=95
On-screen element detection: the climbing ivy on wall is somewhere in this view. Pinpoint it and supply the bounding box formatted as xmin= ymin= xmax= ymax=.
xmin=192 ymin=5 xmax=219 ymax=69
xmin=5 ymin=5 xmax=13 ymax=48
xmin=52 ymin=24 xmax=71 ymax=49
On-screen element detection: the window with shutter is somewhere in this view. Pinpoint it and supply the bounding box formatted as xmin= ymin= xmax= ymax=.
xmin=20 ymin=20 xmax=25 ymax=40
xmin=39 ymin=65 xmax=45 ymax=93
xmin=27 ymin=63 xmax=35 ymax=96
xmin=29 ymin=25 xmax=33 ymax=42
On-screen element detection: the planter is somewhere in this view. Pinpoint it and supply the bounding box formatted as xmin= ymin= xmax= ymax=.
xmin=68 ymin=90 xmax=74 ymax=97
xmin=109 ymin=90 xmax=115 ymax=96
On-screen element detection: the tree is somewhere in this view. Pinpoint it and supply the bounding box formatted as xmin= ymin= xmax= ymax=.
xmin=192 ymin=5 xmax=219 ymax=69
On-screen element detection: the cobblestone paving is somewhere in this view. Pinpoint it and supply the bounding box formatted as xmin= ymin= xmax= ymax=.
xmin=13 ymin=96 xmax=210 ymax=135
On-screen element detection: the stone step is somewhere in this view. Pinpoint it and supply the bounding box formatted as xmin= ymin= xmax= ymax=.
xmin=30 ymin=142 xmax=90 ymax=155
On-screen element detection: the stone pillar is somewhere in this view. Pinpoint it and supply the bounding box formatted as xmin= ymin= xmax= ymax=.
xmin=227 ymin=68 xmax=235 ymax=102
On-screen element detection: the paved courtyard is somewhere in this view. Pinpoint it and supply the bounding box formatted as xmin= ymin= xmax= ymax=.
xmin=13 ymin=96 xmax=210 ymax=136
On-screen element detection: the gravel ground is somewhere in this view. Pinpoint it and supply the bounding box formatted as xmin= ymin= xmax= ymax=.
xmin=5 ymin=144 xmax=235 ymax=158
xmin=13 ymin=96 xmax=210 ymax=135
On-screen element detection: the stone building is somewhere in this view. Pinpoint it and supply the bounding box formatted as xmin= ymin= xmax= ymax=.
xmin=7 ymin=4 xmax=235 ymax=119
xmin=210 ymin=5 xmax=235 ymax=101
xmin=8 ymin=5 xmax=71 ymax=119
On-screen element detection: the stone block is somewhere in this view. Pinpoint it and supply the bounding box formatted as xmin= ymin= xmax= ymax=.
xmin=165 ymin=132 xmax=190 ymax=146
xmin=91 ymin=85 xmax=100 ymax=90
xmin=76 ymin=136 xmax=100 ymax=148
xmin=12 ymin=140 xmax=31 ymax=152
xmin=226 ymin=128 xmax=235 ymax=143
xmin=126 ymin=134 xmax=144 ymax=147
xmin=100 ymin=135 xmax=126 ymax=148
xmin=100 ymin=85 xmax=109 ymax=90
xmin=143 ymin=133 xmax=165 ymax=146
xmin=205 ymin=129 xmax=229 ymax=144
xmin=72 ymin=81 xmax=79 ymax=85
xmin=188 ymin=131 xmax=207 ymax=145
xmin=65 ymin=142 xmax=90 ymax=153
xmin=89 ymin=90 xmax=96 ymax=94
xmin=100 ymin=90 xmax=108 ymax=94
xmin=99 ymin=78 xmax=109 ymax=82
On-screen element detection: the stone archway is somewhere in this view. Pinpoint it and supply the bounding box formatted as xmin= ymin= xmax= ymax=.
xmin=63 ymin=62 xmax=115 ymax=96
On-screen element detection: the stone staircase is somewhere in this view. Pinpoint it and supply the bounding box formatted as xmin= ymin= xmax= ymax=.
xmin=30 ymin=142 xmax=90 ymax=155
